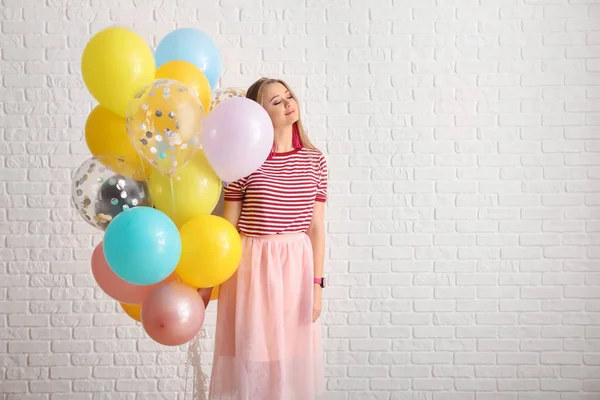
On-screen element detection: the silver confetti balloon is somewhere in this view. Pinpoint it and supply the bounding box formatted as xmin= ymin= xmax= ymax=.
xmin=71 ymin=155 xmax=152 ymax=230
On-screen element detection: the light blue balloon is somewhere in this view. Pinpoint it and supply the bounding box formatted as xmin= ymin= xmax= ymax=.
xmin=155 ymin=28 xmax=222 ymax=90
xmin=103 ymin=206 xmax=181 ymax=286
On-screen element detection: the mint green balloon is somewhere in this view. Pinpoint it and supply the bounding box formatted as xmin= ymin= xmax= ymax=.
xmin=103 ymin=207 xmax=181 ymax=285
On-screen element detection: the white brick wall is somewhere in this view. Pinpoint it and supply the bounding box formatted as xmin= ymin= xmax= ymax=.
xmin=1 ymin=0 xmax=600 ymax=398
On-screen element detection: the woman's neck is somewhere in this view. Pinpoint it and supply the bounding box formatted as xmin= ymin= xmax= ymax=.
xmin=273 ymin=125 xmax=294 ymax=153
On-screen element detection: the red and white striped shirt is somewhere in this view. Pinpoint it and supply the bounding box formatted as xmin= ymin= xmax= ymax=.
xmin=223 ymin=147 xmax=328 ymax=236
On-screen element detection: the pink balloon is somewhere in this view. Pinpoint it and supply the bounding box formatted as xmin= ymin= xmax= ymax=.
xmin=91 ymin=242 xmax=177 ymax=305
xmin=202 ymin=97 xmax=274 ymax=183
xmin=141 ymin=281 xmax=205 ymax=346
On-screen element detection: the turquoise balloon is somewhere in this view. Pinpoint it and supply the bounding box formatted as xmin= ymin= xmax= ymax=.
xmin=155 ymin=28 xmax=222 ymax=90
xmin=103 ymin=207 xmax=181 ymax=285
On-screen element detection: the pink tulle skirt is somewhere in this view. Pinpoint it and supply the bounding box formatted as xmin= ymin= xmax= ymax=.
xmin=209 ymin=233 xmax=325 ymax=400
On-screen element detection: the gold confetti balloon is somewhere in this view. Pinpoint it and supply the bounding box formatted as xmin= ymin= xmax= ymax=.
xmin=210 ymin=87 xmax=246 ymax=111
xmin=126 ymin=79 xmax=205 ymax=177
xmin=71 ymin=155 xmax=152 ymax=231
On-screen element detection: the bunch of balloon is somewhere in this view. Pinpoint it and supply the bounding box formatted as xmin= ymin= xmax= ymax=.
xmin=73 ymin=26 xmax=239 ymax=348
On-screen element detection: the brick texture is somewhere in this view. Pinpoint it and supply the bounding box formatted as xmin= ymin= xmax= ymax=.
xmin=2 ymin=0 xmax=600 ymax=398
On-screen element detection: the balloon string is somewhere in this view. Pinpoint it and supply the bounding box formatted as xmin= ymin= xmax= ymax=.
xmin=137 ymin=153 xmax=153 ymax=208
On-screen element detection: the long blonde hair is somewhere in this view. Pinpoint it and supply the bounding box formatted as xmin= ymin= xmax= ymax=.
xmin=246 ymin=78 xmax=316 ymax=150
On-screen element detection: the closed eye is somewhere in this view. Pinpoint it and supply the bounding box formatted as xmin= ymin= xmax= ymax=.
xmin=273 ymin=96 xmax=293 ymax=106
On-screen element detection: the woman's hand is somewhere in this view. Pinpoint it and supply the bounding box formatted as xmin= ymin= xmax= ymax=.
xmin=313 ymin=285 xmax=322 ymax=322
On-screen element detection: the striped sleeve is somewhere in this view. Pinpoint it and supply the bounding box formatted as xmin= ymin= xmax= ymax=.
xmin=315 ymin=154 xmax=328 ymax=203
xmin=223 ymin=177 xmax=247 ymax=201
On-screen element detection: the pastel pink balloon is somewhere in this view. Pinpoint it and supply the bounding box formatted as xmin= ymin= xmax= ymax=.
xmin=91 ymin=242 xmax=177 ymax=305
xmin=202 ymin=97 xmax=274 ymax=183
xmin=141 ymin=281 xmax=205 ymax=346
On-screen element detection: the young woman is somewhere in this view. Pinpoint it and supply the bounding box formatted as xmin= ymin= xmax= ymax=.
xmin=198 ymin=78 xmax=328 ymax=400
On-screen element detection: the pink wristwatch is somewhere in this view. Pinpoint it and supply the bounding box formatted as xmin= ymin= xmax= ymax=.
xmin=314 ymin=277 xmax=325 ymax=288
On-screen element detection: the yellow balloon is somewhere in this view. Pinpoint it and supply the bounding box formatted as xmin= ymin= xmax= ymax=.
xmin=155 ymin=60 xmax=212 ymax=116
xmin=81 ymin=27 xmax=155 ymax=118
xmin=126 ymin=79 xmax=205 ymax=176
xmin=148 ymin=150 xmax=221 ymax=227
xmin=119 ymin=302 xmax=142 ymax=322
xmin=176 ymin=215 xmax=242 ymax=288
xmin=85 ymin=105 xmax=151 ymax=179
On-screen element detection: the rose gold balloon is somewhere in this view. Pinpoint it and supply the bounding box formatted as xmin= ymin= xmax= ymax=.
xmin=141 ymin=281 xmax=206 ymax=346
xmin=91 ymin=242 xmax=177 ymax=305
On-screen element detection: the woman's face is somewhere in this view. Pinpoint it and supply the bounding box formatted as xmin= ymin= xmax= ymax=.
xmin=261 ymin=82 xmax=299 ymax=129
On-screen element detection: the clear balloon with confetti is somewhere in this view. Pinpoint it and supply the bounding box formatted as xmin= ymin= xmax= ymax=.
xmin=126 ymin=79 xmax=205 ymax=177
xmin=210 ymin=87 xmax=246 ymax=111
xmin=71 ymin=155 xmax=152 ymax=231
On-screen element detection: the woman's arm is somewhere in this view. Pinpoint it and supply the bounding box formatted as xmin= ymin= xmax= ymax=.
xmin=307 ymin=201 xmax=325 ymax=321
xmin=223 ymin=199 xmax=243 ymax=229
xmin=198 ymin=199 xmax=243 ymax=306
xmin=308 ymin=202 xmax=325 ymax=278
